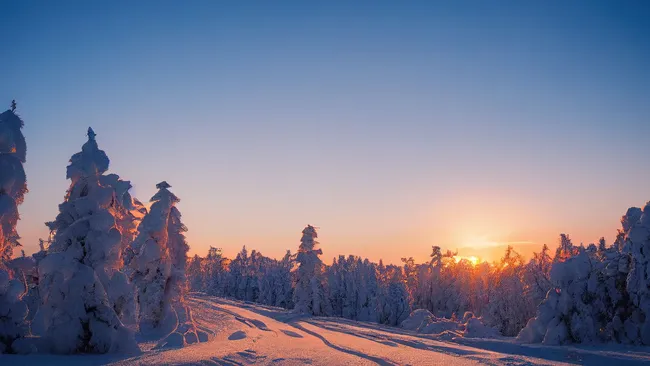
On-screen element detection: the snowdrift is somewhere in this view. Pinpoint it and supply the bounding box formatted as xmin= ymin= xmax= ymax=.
xmin=400 ymin=309 xmax=500 ymax=339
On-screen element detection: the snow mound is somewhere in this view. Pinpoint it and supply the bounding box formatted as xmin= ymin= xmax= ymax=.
xmin=463 ymin=317 xmax=501 ymax=339
xmin=401 ymin=309 xmax=500 ymax=339
xmin=401 ymin=309 xmax=435 ymax=331
xmin=400 ymin=309 xmax=462 ymax=334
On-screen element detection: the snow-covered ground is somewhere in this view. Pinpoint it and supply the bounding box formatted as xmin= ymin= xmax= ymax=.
xmin=5 ymin=293 xmax=650 ymax=365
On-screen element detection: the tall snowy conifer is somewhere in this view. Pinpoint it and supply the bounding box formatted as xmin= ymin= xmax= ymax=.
xmin=0 ymin=108 xmax=27 ymax=264
xmin=130 ymin=182 xmax=200 ymax=347
xmin=293 ymin=225 xmax=329 ymax=315
xmin=37 ymin=128 xmax=138 ymax=354
xmin=379 ymin=266 xmax=411 ymax=326
xmin=624 ymin=202 xmax=650 ymax=344
xmin=0 ymin=107 xmax=29 ymax=353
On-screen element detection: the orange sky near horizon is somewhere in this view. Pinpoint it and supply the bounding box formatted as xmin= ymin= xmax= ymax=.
xmin=177 ymin=183 xmax=631 ymax=265
xmin=183 ymin=215 xmax=623 ymax=266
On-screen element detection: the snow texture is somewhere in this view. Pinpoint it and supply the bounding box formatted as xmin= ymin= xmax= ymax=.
xmin=8 ymin=294 xmax=650 ymax=365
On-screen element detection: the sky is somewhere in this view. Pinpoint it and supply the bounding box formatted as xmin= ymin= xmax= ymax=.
xmin=1 ymin=1 xmax=649 ymax=264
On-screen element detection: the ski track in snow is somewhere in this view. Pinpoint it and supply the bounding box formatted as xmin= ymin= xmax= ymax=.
xmin=5 ymin=293 xmax=650 ymax=365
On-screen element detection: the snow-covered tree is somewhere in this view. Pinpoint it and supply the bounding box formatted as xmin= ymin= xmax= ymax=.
xmin=36 ymin=128 xmax=138 ymax=354
xmin=485 ymin=246 xmax=531 ymax=336
xmin=326 ymin=255 xmax=380 ymax=322
xmin=0 ymin=107 xmax=29 ymax=354
xmin=96 ymin=174 xmax=143 ymax=324
xmin=0 ymin=108 xmax=27 ymax=265
xmin=204 ymin=247 xmax=229 ymax=297
xmin=623 ymin=202 xmax=650 ymax=344
xmin=358 ymin=258 xmax=380 ymax=321
xmin=293 ymin=225 xmax=329 ymax=316
xmin=523 ymin=244 xmax=553 ymax=310
xmin=0 ymin=269 xmax=28 ymax=354
xmin=227 ymin=246 xmax=251 ymax=300
xmin=518 ymin=225 xmax=632 ymax=345
xmin=378 ymin=265 xmax=411 ymax=326
xmin=187 ymin=254 xmax=204 ymax=291
xmin=130 ymin=181 xmax=200 ymax=347
xmin=554 ymin=234 xmax=578 ymax=263
xmin=256 ymin=250 xmax=293 ymax=308
xmin=275 ymin=250 xmax=294 ymax=309
xmin=99 ymin=174 xmax=143 ymax=265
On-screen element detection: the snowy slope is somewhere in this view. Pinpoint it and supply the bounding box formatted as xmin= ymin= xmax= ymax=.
xmin=4 ymin=294 xmax=650 ymax=365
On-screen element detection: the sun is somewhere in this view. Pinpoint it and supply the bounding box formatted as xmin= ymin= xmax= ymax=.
xmin=453 ymin=255 xmax=480 ymax=266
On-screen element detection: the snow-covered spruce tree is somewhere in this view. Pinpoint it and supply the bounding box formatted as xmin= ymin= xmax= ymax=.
xmin=326 ymin=256 xmax=345 ymax=317
xmin=517 ymin=229 xmax=630 ymax=345
xmin=257 ymin=251 xmax=293 ymax=307
xmin=227 ymin=246 xmax=251 ymax=300
xmin=623 ymin=202 xmax=650 ymax=344
xmin=98 ymin=174 xmax=142 ymax=324
xmin=378 ymin=265 xmax=411 ymax=326
xmin=0 ymin=107 xmax=29 ymax=354
xmin=37 ymin=128 xmax=138 ymax=354
xmin=325 ymin=255 xmax=380 ymax=322
xmin=0 ymin=108 xmax=27 ymax=265
xmin=275 ymin=250 xmax=294 ymax=309
xmin=257 ymin=256 xmax=274 ymax=305
xmin=204 ymin=246 xmax=229 ymax=297
xmin=554 ymin=233 xmax=579 ymax=263
xmin=614 ymin=208 xmax=641 ymax=252
xmin=358 ymin=258 xmax=380 ymax=321
xmin=187 ymin=254 xmax=204 ymax=292
xmin=293 ymin=225 xmax=329 ymax=316
xmin=130 ymin=181 xmax=202 ymax=347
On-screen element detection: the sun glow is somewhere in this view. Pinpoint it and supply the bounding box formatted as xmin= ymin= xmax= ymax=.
xmin=453 ymin=255 xmax=480 ymax=266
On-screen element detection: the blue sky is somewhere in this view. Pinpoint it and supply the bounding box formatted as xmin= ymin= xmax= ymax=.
xmin=1 ymin=1 xmax=649 ymax=263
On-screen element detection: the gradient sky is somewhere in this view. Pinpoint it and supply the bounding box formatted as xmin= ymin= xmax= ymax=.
xmin=1 ymin=1 xmax=649 ymax=264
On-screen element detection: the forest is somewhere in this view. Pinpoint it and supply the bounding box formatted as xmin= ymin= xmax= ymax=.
xmin=2 ymin=105 xmax=650 ymax=357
